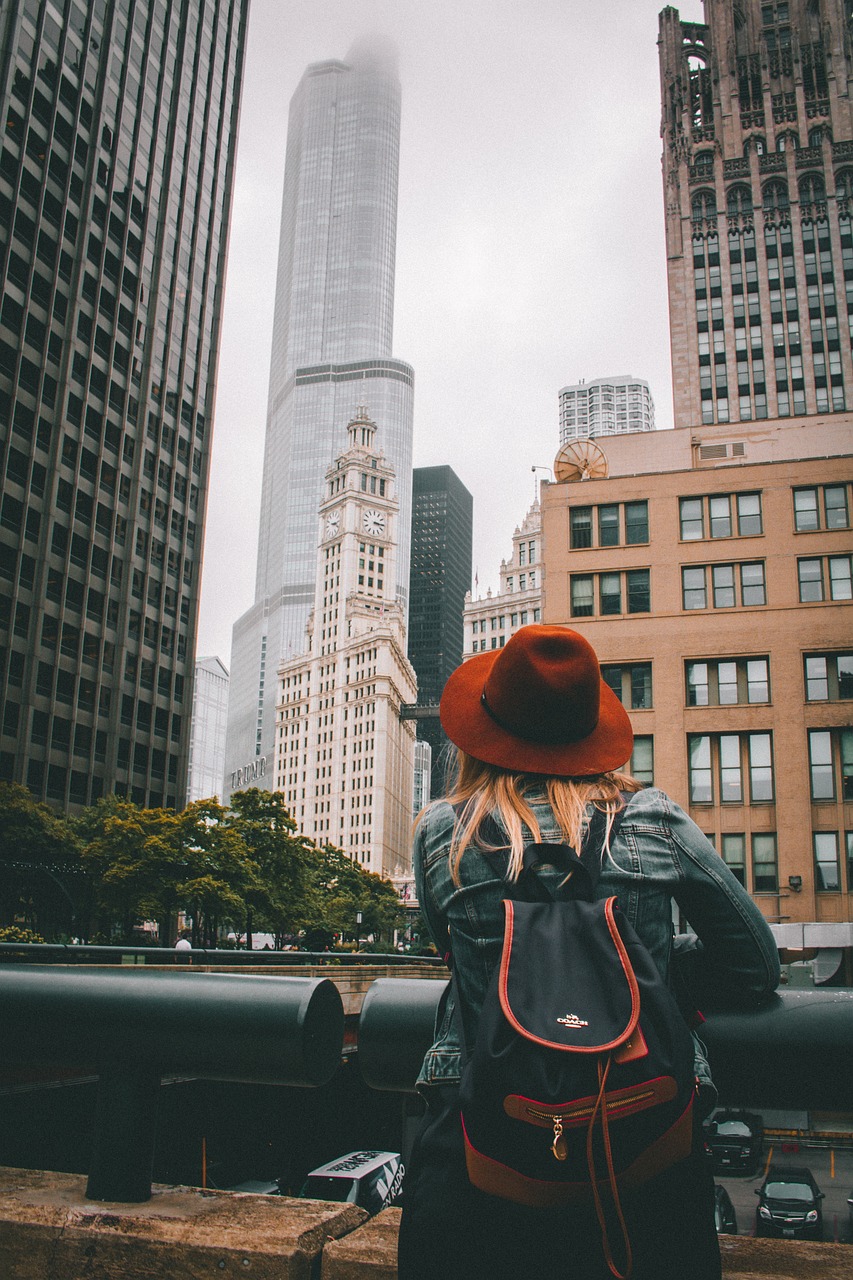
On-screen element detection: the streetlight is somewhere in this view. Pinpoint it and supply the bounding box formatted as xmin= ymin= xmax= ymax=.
xmin=355 ymin=910 xmax=363 ymax=948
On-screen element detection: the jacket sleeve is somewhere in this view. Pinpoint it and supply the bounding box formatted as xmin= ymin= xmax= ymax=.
xmin=666 ymin=798 xmax=781 ymax=1007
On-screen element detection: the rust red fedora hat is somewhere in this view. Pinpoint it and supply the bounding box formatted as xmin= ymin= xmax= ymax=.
xmin=440 ymin=624 xmax=634 ymax=777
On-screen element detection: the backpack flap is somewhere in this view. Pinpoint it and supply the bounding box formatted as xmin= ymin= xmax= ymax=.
xmin=499 ymin=897 xmax=639 ymax=1052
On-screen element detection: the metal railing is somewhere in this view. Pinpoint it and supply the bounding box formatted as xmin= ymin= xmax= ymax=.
xmin=0 ymin=942 xmax=445 ymax=967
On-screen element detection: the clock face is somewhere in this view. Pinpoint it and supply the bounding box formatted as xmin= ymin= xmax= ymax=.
xmin=362 ymin=508 xmax=386 ymax=536
xmin=324 ymin=511 xmax=340 ymax=538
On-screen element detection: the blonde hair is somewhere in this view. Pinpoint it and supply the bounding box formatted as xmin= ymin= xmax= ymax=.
xmin=433 ymin=750 xmax=642 ymax=885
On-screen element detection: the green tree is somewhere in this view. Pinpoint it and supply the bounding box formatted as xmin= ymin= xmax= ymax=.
xmin=305 ymin=843 xmax=404 ymax=949
xmin=225 ymin=789 xmax=316 ymax=946
xmin=0 ymin=782 xmax=82 ymax=939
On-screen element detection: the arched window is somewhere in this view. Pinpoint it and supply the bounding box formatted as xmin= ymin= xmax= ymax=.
xmin=776 ymin=131 xmax=799 ymax=151
xmin=835 ymin=169 xmax=853 ymax=203
xmin=762 ymin=180 xmax=789 ymax=211
xmin=809 ymin=125 xmax=830 ymax=149
xmin=687 ymin=52 xmax=713 ymax=132
xmin=693 ymin=150 xmax=714 ymax=176
xmin=799 ymin=173 xmax=826 ymax=203
xmin=692 ymin=189 xmax=717 ymax=222
xmin=743 ymin=135 xmax=766 ymax=156
xmin=727 ymin=185 xmax=754 ymax=216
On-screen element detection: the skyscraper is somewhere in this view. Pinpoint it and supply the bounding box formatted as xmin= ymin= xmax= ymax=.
xmin=0 ymin=0 xmax=248 ymax=809
xmin=187 ymin=656 xmax=229 ymax=804
xmin=407 ymin=466 xmax=472 ymax=798
xmin=274 ymin=408 xmax=417 ymax=879
xmin=224 ymin=41 xmax=414 ymax=800
xmin=558 ymin=376 xmax=655 ymax=443
xmin=660 ymin=0 xmax=853 ymax=428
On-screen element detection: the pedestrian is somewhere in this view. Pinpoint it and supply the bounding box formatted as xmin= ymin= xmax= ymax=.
xmin=398 ymin=625 xmax=779 ymax=1280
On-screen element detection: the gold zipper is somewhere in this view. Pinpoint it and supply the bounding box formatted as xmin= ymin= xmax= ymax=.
xmin=525 ymin=1089 xmax=656 ymax=1126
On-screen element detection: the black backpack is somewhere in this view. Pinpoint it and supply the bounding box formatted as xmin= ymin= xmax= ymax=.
xmin=451 ymin=804 xmax=697 ymax=1280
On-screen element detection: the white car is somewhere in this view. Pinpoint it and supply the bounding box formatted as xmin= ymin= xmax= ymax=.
xmin=301 ymin=1149 xmax=404 ymax=1215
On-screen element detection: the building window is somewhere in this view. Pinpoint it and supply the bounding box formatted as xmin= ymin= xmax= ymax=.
xmin=682 ymin=562 xmax=766 ymax=609
xmin=600 ymin=573 xmax=621 ymax=615
xmin=793 ymin=485 xmax=850 ymax=531
xmin=679 ymin=492 xmax=762 ymax=540
xmin=688 ymin=732 xmax=774 ymax=803
xmin=808 ymin=728 xmax=853 ymax=801
xmin=599 ymin=505 xmax=620 ymax=546
xmin=624 ymin=502 xmax=649 ymax=544
xmin=804 ymin=652 xmax=853 ymax=701
xmin=752 ymin=833 xmax=778 ymax=892
xmin=601 ymin=663 xmax=653 ymax=710
xmin=627 ymin=570 xmax=650 ymax=613
xmin=570 ymin=570 xmax=649 ymax=617
xmin=847 ymin=832 xmax=853 ymax=892
xmin=798 ymin=555 xmax=853 ymax=601
xmin=571 ymin=575 xmax=593 ymax=617
xmin=571 ymin=507 xmax=592 ymax=548
xmin=686 ymin=657 xmax=769 ymax=706
xmin=813 ymin=832 xmax=840 ymax=892
xmin=721 ymin=833 xmax=747 ymax=887
xmin=630 ymin=736 xmax=654 ymax=784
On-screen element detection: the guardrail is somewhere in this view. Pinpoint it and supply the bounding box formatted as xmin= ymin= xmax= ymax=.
xmin=0 ymin=942 xmax=445 ymax=967
xmin=359 ymin=979 xmax=853 ymax=1111
xmin=0 ymin=966 xmax=344 ymax=1202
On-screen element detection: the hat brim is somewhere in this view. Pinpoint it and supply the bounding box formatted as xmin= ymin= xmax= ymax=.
xmin=440 ymin=649 xmax=634 ymax=777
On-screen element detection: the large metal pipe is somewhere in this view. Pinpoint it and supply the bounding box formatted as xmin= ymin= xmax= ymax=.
xmin=358 ymin=979 xmax=853 ymax=1110
xmin=0 ymin=966 xmax=344 ymax=1087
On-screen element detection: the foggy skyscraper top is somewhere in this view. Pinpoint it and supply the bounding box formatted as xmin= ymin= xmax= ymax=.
xmin=224 ymin=38 xmax=414 ymax=800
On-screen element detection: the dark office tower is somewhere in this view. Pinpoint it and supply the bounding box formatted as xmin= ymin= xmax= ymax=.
xmin=407 ymin=466 xmax=472 ymax=798
xmin=659 ymin=0 xmax=853 ymax=428
xmin=0 ymin=0 xmax=248 ymax=810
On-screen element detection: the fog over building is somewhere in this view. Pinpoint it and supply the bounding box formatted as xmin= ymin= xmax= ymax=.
xmin=0 ymin=0 xmax=247 ymax=809
xmin=224 ymin=40 xmax=413 ymax=801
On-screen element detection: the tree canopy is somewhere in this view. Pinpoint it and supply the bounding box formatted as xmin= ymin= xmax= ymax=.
xmin=0 ymin=784 xmax=406 ymax=948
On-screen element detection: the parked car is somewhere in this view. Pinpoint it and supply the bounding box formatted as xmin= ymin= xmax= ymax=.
xmin=300 ymin=1150 xmax=404 ymax=1216
xmin=755 ymin=1165 xmax=824 ymax=1240
xmin=713 ymin=1183 xmax=738 ymax=1235
xmin=703 ymin=1109 xmax=764 ymax=1173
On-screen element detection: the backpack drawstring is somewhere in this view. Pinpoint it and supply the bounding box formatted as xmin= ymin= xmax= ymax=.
xmin=586 ymin=1053 xmax=633 ymax=1280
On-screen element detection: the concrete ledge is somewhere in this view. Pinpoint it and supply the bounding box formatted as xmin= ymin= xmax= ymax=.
xmin=0 ymin=1166 xmax=366 ymax=1280
xmin=1 ymin=1167 xmax=851 ymax=1278
xmin=321 ymin=1207 xmax=401 ymax=1278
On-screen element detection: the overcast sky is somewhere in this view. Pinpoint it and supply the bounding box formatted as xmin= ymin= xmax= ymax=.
xmin=197 ymin=0 xmax=705 ymax=663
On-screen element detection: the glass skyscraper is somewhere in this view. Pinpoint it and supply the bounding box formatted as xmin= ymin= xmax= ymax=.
xmin=224 ymin=39 xmax=413 ymax=799
xmin=0 ymin=0 xmax=248 ymax=809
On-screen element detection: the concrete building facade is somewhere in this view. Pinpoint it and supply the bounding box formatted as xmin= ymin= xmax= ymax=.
xmin=540 ymin=418 xmax=851 ymax=947
xmin=463 ymin=499 xmax=543 ymax=661
xmin=660 ymin=0 xmax=853 ymax=429
xmin=558 ymin=376 xmax=656 ymax=443
xmin=274 ymin=408 xmax=417 ymax=880
xmin=0 ymin=0 xmax=248 ymax=809
xmin=225 ymin=42 xmax=413 ymax=802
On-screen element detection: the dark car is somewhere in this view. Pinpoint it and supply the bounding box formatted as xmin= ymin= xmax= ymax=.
xmin=703 ymin=1109 xmax=763 ymax=1173
xmin=755 ymin=1165 xmax=824 ymax=1240
xmin=714 ymin=1184 xmax=738 ymax=1235
xmin=300 ymin=1150 xmax=404 ymax=1217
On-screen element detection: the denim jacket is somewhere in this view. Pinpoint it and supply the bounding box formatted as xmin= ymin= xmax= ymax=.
xmin=414 ymin=786 xmax=780 ymax=1101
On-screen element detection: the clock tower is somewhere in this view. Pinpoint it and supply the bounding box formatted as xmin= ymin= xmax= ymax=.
xmin=275 ymin=409 xmax=417 ymax=881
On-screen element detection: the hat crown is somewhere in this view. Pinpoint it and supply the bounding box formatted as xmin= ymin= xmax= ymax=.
xmin=482 ymin=628 xmax=601 ymax=745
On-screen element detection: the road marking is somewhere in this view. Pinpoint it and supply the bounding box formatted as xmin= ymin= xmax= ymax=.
xmin=763 ymin=1145 xmax=773 ymax=1178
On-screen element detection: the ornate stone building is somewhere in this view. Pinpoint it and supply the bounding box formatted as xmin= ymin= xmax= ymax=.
xmin=463 ymin=499 xmax=543 ymax=659
xmin=659 ymin=0 xmax=853 ymax=428
xmin=274 ymin=409 xmax=416 ymax=880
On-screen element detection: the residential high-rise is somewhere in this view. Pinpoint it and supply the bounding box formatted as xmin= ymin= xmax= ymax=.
xmin=407 ymin=465 xmax=472 ymax=797
xmin=660 ymin=0 xmax=853 ymax=428
xmin=0 ymin=0 xmax=248 ymax=809
xmin=225 ymin=41 xmax=413 ymax=801
xmin=187 ymin=657 xmax=229 ymax=804
xmin=274 ymin=408 xmax=417 ymax=879
xmin=558 ymin=376 xmax=655 ymax=443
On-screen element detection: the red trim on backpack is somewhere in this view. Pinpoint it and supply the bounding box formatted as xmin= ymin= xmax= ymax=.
xmin=461 ymin=1093 xmax=695 ymax=1209
xmin=498 ymin=898 xmax=641 ymax=1052
xmin=502 ymin=1075 xmax=678 ymax=1129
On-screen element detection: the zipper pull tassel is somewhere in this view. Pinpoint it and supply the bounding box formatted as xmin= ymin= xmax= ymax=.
xmin=551 ymin=1117 xmax=567 ymax=1161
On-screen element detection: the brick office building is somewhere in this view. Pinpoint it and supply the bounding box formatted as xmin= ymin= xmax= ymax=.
xmin=540 ymin=419 xmax=851 ymax=958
